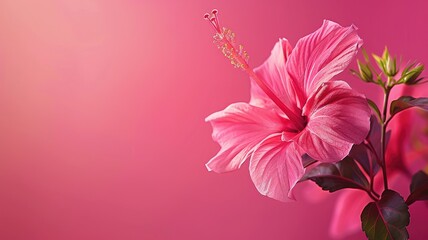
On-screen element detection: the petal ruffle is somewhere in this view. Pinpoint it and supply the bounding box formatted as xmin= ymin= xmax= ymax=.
xmin=286 ymin=20 xmax=362 ymax=100
xmin=251 ymin=39 xmax=302 ymax=115
xmin=249 ymin=133 xmax=305 ymax=202
xmin=297 ymin=81 xmax=370 ymax=162
xmin=205 ymin=102 xmax=288 ymax=173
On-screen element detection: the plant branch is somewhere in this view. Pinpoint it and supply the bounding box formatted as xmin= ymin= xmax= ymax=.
xmin=380 ymin=87 xmax=391 ymax=190
xmin=365 ymin=188 xmax=380 ymax=201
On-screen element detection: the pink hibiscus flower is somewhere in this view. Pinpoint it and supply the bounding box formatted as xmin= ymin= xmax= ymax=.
xmin=329 ymin=85 xmax=428 ymax=239
xmin=206 ymin=19 xmax=371 ymax=202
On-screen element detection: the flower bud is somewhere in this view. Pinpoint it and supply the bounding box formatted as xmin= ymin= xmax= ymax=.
xmin=385 ymin=56 xmax=398 ymax=77
xmin=400 ymin=64 xmax=425 ymax=85
xmin=356 ymin=60 xmax=374 ymax=82
xmin=373 ymin=48 xmax=398 ymax=77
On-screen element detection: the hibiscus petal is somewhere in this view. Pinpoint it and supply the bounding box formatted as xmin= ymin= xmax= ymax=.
xmin=330 ymin=190 xmax=370 ymax=239
xmin=293 ymin=179 xmax=330 ymax=203
xmin=286 ymin=20 xmax=362 ymax=100
xmin=251 ymin=39 xmax=302 ymax=114
xmin=386 ymin=84 xmax=428 ymax=176
xmin=206 ymin=102 xmax=288 ymax=172
xmin=249 ymin=133 xmax=305 ymax=202
xmin=297 ymin=81 xmax=370 ymax=162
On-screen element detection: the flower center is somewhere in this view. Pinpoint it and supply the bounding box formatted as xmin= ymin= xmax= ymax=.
xmin=204 ymin=9 xmax=305 ymax=131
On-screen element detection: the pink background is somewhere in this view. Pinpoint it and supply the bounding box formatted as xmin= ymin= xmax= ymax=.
xmin=0 ymin=0 xmax=427 ymax=239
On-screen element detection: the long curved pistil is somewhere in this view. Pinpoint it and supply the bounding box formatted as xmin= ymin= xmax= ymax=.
xmin=204 ymin=9 xmax=305 ymax=130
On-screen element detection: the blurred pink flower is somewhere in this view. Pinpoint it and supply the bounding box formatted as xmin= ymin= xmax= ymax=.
xmin=206 ymin=20 xmax=370 ymax=202
xmin=329 ymin=85 xmax=428 ymax=239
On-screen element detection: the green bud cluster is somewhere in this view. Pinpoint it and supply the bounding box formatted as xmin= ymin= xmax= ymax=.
xmin=352 ymin=47 xmax=425 ymax=89
xmin=373 ymin=48 xmax=398 ymax=77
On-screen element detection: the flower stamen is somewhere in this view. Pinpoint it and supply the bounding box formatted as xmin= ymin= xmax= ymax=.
xmin=204 ymin=10 xmax=249 ymax=69
xmin=204 ymin=9 xmax=305 ymax=130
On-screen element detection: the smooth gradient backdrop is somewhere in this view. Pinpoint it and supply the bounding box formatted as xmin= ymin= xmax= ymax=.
xmin=0 ymin=0 xmax=427 ymax=239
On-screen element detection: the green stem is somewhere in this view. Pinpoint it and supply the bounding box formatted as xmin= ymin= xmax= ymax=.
xmin=384 ymin=116 xmax=393 ymax=127
xmin=370 ymin=175 xmax=380 ymax=198
xmin=380 ymin=88 xmax=391 ymax=190
xmin=365 ymin=188 xmax=379 ymax=201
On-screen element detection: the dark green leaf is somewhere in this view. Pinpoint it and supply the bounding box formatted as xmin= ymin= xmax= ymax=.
xmin=367 ymin=99 xmax=381 ymax=121
xmin=368 ymin=115 xmax=381 ymax=155
xmin=350 ymin=116 xmax=387 ymax=178
xmin=361 ymin=190 xmax=410 ymax=240
xmin=349 ymin=143 xmax=379 ymax=177
xmin=302 ymin=154 xmax=317 ymax=168
xmin=390 ymin=96 xmax=428 ymax=117
xmin=367 ymin=115 xmax=390 ymax=163
xmin=406 ymin=171 xmax=428 ymax=205
xmin=300 ymin=157 xmax=369 ymax=192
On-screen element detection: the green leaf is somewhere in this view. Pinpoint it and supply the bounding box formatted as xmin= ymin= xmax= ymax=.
xmin=302 ymin=154 xmax=317 ymax=168
xmin=349 ymin=143 xmax=379 ymax=178
xmin=300 ymin=157 xmax=369 ymax=192
xmin=361 ymin=190 xmax=410 ymax=240
xmin=390 ymin=96 xmax=428 ymax=117
xmin=350 ymin=115 xmax=390 ymax=178
xmin=367 ymin=99 xmax=381 ymax=121
xmin=406 ymin=171 xmax=428 ymax=205
xmin=367 ymin=115 xmax=389 ymax=163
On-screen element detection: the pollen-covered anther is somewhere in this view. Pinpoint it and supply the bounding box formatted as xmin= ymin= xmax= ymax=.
xmin=215 ymin=40 xmax=247 ymax=69
xmin=204 ymin=9 xmax=249 ymax=70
